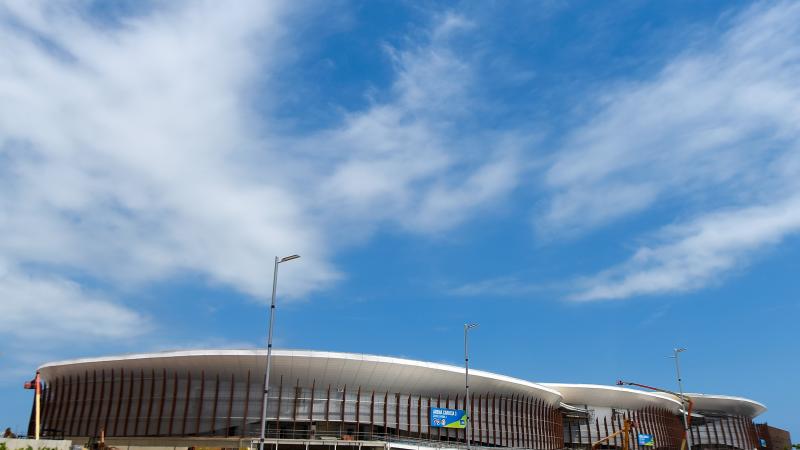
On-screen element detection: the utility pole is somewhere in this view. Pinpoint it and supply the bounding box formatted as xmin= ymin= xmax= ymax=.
xmin=258 ymin=255 xmax=300 ymax=450
xmin=672 ymin=348 xmax=692 ymax=450
xmin=464 ymin=323 xmax=478 ymax=450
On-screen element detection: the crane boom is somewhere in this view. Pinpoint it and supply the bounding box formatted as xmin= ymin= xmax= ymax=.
xmin=616 ymin=380 xmax=694 ymax=450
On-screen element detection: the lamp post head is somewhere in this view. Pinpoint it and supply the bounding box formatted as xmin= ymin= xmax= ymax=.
xmin=279 ymin=254 xmax=300 ymax=263
xmin=465 ymin=323 xmax=479 ymax=330
xmin=674 ymin=347 xmax=686 ymax=354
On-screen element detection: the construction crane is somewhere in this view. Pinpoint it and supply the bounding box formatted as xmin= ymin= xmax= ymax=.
xmin=616 ymin=380 xmax=694 ymax=450
xmin=592 ymin=417 xmax=636 ymax=450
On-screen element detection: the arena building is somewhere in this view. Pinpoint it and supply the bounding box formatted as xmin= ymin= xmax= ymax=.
xmin=29 ymin=350 xmax=778 ymax=450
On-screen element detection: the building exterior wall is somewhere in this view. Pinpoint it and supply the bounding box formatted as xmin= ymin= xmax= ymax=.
xmin=755 ymin=424 xmax=792 ymax=450
xmin=689 ymin=413 xmax=760 ymax=450
xmin=562 ymin=405 xmax=683 ymax=450
xmin=561 ymin=408 xmax=761 ymax=450
xmin=36 ymin=368 xmax=563 ymax=449
xmin=28 ymin=352 xmax=769 ymax=450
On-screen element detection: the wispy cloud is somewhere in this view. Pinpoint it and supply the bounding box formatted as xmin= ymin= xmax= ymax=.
xmin=448 ymin=276 xmax=544 ymax=298
xmin=543 ymin=2 xmax=800 ymax=234
xmin=0 ymin=264 xmax=149 ymax=340
xmin=0 ymin=0 xmax=523 ymax=363
xmin=310 ymin=13 xmax=520 ymax=236
xmin=538 ymin=2 xmax=800 ymax=300
xmin=573 ymin=195 xmax=800 ymax=300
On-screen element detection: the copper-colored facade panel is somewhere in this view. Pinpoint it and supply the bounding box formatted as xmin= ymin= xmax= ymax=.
xmin=369 ymin=390 xmax=375 ymax=439
xmin=168 ymin=371 xmax=178 ymax=436
xmin=144 ymin=369 xmax=154 ymax=436
xmin=417 ymin=392 xmax=422 ymax=438
xmin=103 ymin=369 xmax=114 ymax=435
xmin=76 ymin=372 xmax=89 ymax=437
xmin=181 ymin=370 xmax=191 ymax=436
xmin=111 ymin=369 xmax=124 ymax=436
xmin=396 ymin=394 xmax=404 ymax=436
xmin=241 ymin=370 xmax=250 ymax=435
xmin=308 ymin=379 xmax=316 ymax=430
xmin=499 ymin=396 xmax=510 ymax=447
xmin=41 ymin=383 xmax=51 ymax=434
xmin=511 ymin=394 xmax=518 ymax=447
xmin=155 ymin=369 xmax=167 ymax=436
xmin=406 ymin=392 xmax=411 ymax=438
xmin=52 ymin=376 xmax=64 ymax=435
xmin=292 ymin=378 xmax=299 ymax=424
xmin=341 ymin=384 xmax=347 ymax=426
xmin=325 ymin=384 xmax=331 ymax=422
xmin=733 ymin=415 xmax=745 ymax=448
xmin=94 ymin=370 xmax=105 ymax=437
xmin=477 ymin=394 xmax=483 ymax=444
xmin=225 ymin=373 xmax=235 ymax=437
xmin=210 ymin=373 xmax=220 ymax=436
xmin=47 ymin=377 xmax=63 ymax=430
xmin=134 ymin=369 xmax=144 ymax=436
xmin=123 ymin=369 xmax=135 ymax=436
xmin=491 ymin=394 xmax=497 ymax=446
xmin=354 ymin=385 xmax=361 ymax=431
xmin=64 ymin=375 xmax=76 ymax=436
xmin=194 ymin=370 xmax=205 ymax=435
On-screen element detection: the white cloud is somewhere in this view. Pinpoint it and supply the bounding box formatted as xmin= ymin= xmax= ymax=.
xmin=0 ymin=1 xmax=333 ymax=300
xmin=307 ymin=13 xmax=520 ymax=237
xmin=538 ymin=2 xmax=800 ymax=299
xmin=573 ymin=195 xmax=800 ymax=300
xmin=0 ymin=1 xmax=521 ymax=352
xmin=542 ymin=2 xmax=800 ymax=233
xmin=0 ymin=262 xmax=148 ymax=340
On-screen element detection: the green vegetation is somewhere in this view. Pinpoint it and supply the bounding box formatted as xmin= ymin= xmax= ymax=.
xmin=0 ymin=443 xmax=60 ymax=450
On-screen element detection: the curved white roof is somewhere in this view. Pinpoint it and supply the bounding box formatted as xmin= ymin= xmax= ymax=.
xmin=541 ymin=383 xmax=683 ymax=413
xmin=37 ymin=349 xmax=767 ymax=417
xmin=39 ymin=349 xmax=563 ymax=404
xmin=686 ymin=393 xmax=766 ymax=418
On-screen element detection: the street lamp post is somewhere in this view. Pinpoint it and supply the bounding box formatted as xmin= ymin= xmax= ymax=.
xmin=464 ymin=323 xmax=478 ymax=450
xmin=672 ymin=347 xmax=692 ymax=450
xmin=258 ymin=254 xmax=300 ymax=450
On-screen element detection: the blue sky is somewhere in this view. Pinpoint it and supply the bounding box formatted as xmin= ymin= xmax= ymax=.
xmin=0 ymin=0 xmax=798 ymax=439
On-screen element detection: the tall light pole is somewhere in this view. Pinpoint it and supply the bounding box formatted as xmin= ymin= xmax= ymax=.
xmin=464 ymin=323 xmax=478 ymax=450
xmin=259 ymin=254 xmax=300 ymax=450
xmin=671 ymin=347 xmax=692 ymax=450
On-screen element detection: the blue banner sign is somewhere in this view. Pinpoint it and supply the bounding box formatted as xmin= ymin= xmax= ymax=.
xmin=638 ymin=434 xmax=655 ymax=447
xmin=429 ymin=407 xmax=467 ymax=429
